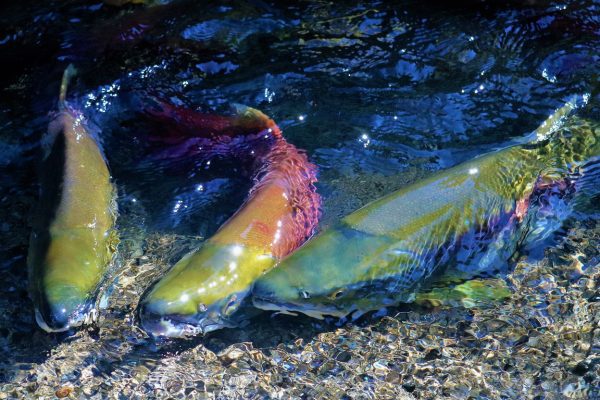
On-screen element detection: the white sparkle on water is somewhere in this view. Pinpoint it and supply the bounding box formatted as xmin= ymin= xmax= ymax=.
xmin=173 ymin=200 xmax=183 ymax=213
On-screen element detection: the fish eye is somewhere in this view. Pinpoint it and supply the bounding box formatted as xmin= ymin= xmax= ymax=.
xmin=223 ymin=295 xmax=238 ymax=314
xmin=331 ymin=289 xmax=345 ymax=299
xmin=300 ymin=290 xmax=311 ymax=299
xmin=198 ymin=303 xmax=207 ymax=312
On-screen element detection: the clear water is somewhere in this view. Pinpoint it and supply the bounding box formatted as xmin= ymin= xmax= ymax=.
xmin=0 ymin=0 xmax=598 ymax=398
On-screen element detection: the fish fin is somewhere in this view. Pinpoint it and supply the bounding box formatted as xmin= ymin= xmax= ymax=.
xmin=231 ymin=103 xmax=281 ymax=137
xmin=528 ymin=94 xmax=588 ymax=143
xmin=133 ymin=97 xmax=256 ymax=165
xmin=415 ymin=278 xmax=511 ymax=308
xmin=59 ymin=64 xmax=77 ymax=111
xmin=230 ymin=103 xmax=266 ymax=120
xmin=273 ymin=310 xmax=298 ymax=317
xmin=106 ymin=227 xmax=121 ymax=254
xmin=350 ymin=308 xmax=367 ymax=321
xmin=44 ymin=65 xmax=80 ymax=157
xmin=137 ymin=97 xmax=275 ymax=141
xmin=301 ymin=309 xmax=326 ymax=320
xmin=522 ymin=188 xmax=572 ymax=252
xmin=523 ymin=157 xmax=600 ymax=257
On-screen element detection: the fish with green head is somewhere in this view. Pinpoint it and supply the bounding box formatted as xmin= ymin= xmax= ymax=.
xmin=28 ymin=65 xmax=118 ymax=332
xmin=252 ymin=96 xmax=600 ymax=320
xmin=138 ymin=104 xmax=320 ymax=337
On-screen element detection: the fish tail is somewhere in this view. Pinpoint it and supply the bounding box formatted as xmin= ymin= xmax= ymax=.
xmin=526 ymin=94 xmax=599 ymax=175
xmin=136 ymin=97 xmax=282 ymax=165
xmin=58 ymin=64 xmax=78 ymax=111
xmin=529 ymin=94 xmax=588 ymax=143
xmin=231 ymin=103 xmax=282 ymax=137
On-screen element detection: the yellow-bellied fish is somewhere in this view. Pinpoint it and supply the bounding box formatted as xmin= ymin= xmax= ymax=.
xmin=28 ymin=66 xmax=118 ymax=332
xmin=138 ymin=103 xmax=320 ymax=337
xmin=252 ymin=97 xmax=599 ymax=320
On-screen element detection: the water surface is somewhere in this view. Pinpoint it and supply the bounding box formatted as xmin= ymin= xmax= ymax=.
xmin=0 ymin=0 xmax=598 ymax=398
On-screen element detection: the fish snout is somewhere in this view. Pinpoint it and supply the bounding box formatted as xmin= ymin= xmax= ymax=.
xmin=35 ymin=306 xmax=71 ymax=332
xmin=34 ymin=289 xmax=91 ymax=332
xmin=251 ymin=277 xmax=294 ymax=311
xmin=138 ymin=303 xmax=201 ymax=338
xmin=138 ymin=298 xmax=234 ymax=338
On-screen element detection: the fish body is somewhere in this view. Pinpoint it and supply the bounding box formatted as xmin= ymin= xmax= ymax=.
xmin=28 ymin=67 xmax=117 ymax=332
xmin=252 ymin=99 xmax=599 ymax=320
xmin=139 ymin=105 xmax=320 ymax=337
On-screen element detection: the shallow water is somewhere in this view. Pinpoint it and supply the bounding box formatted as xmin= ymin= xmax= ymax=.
xmin=0 ymin=0 xmax=599 ymax=398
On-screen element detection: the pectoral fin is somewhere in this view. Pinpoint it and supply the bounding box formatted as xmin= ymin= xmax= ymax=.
xmin=415 ymin=278 xmax=511 ymax=308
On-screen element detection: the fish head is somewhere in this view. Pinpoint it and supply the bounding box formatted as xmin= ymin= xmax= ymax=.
xmin=252 ymin=226 xmax=391 ymax=319
xmin=252 ymin=269 xmax=361 ymax=320
xmin=28 ymin=233 xmax=103 ymax=333
xmin=139 ymin=242 xmax=274 ymax=337
xmin=33 ymin=284 xmax=94 ymax=332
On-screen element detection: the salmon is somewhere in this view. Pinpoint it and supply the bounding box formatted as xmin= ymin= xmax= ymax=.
xmin=252 ymin=97 xmax=599 ymax=321
xmin=138 ymin=103 xmax=320 ymax=337
xmin=28 ymin=66 xmax=118 ymax=332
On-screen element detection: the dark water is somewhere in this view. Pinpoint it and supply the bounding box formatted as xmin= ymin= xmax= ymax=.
xmin=0 ymin=1 xmax=599 ymax=398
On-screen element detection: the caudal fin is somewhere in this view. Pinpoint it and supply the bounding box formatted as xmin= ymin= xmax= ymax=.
xmin=58 ymin=64 xmax=78 ymax=111
xmin=133 ymin=96 xmax=279 ymax=163
xmin=529 ymin=94 xmax=590 ymax=143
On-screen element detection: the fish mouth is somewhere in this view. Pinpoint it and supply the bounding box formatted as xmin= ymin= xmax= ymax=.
xmin=252 ymin=294 xmax=348 ymax=320
xmin=139 ymin=314 xmax=213 ymax=338
xmin=34 ymin=301 xmax=96 ymax=333
xmin=138 ymin=286 xmax=253 ymax=338
xmin=138 ymin=304 xmax=236 ymax=338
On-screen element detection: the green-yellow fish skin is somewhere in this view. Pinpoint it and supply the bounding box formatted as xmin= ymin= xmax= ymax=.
xmin=28 ymin=68 xmax=117 ymax=332
xmin=253 ymin=99 xmax=599 ymax=320
xmin=138 ymin=105 xmax=321 ymax=337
